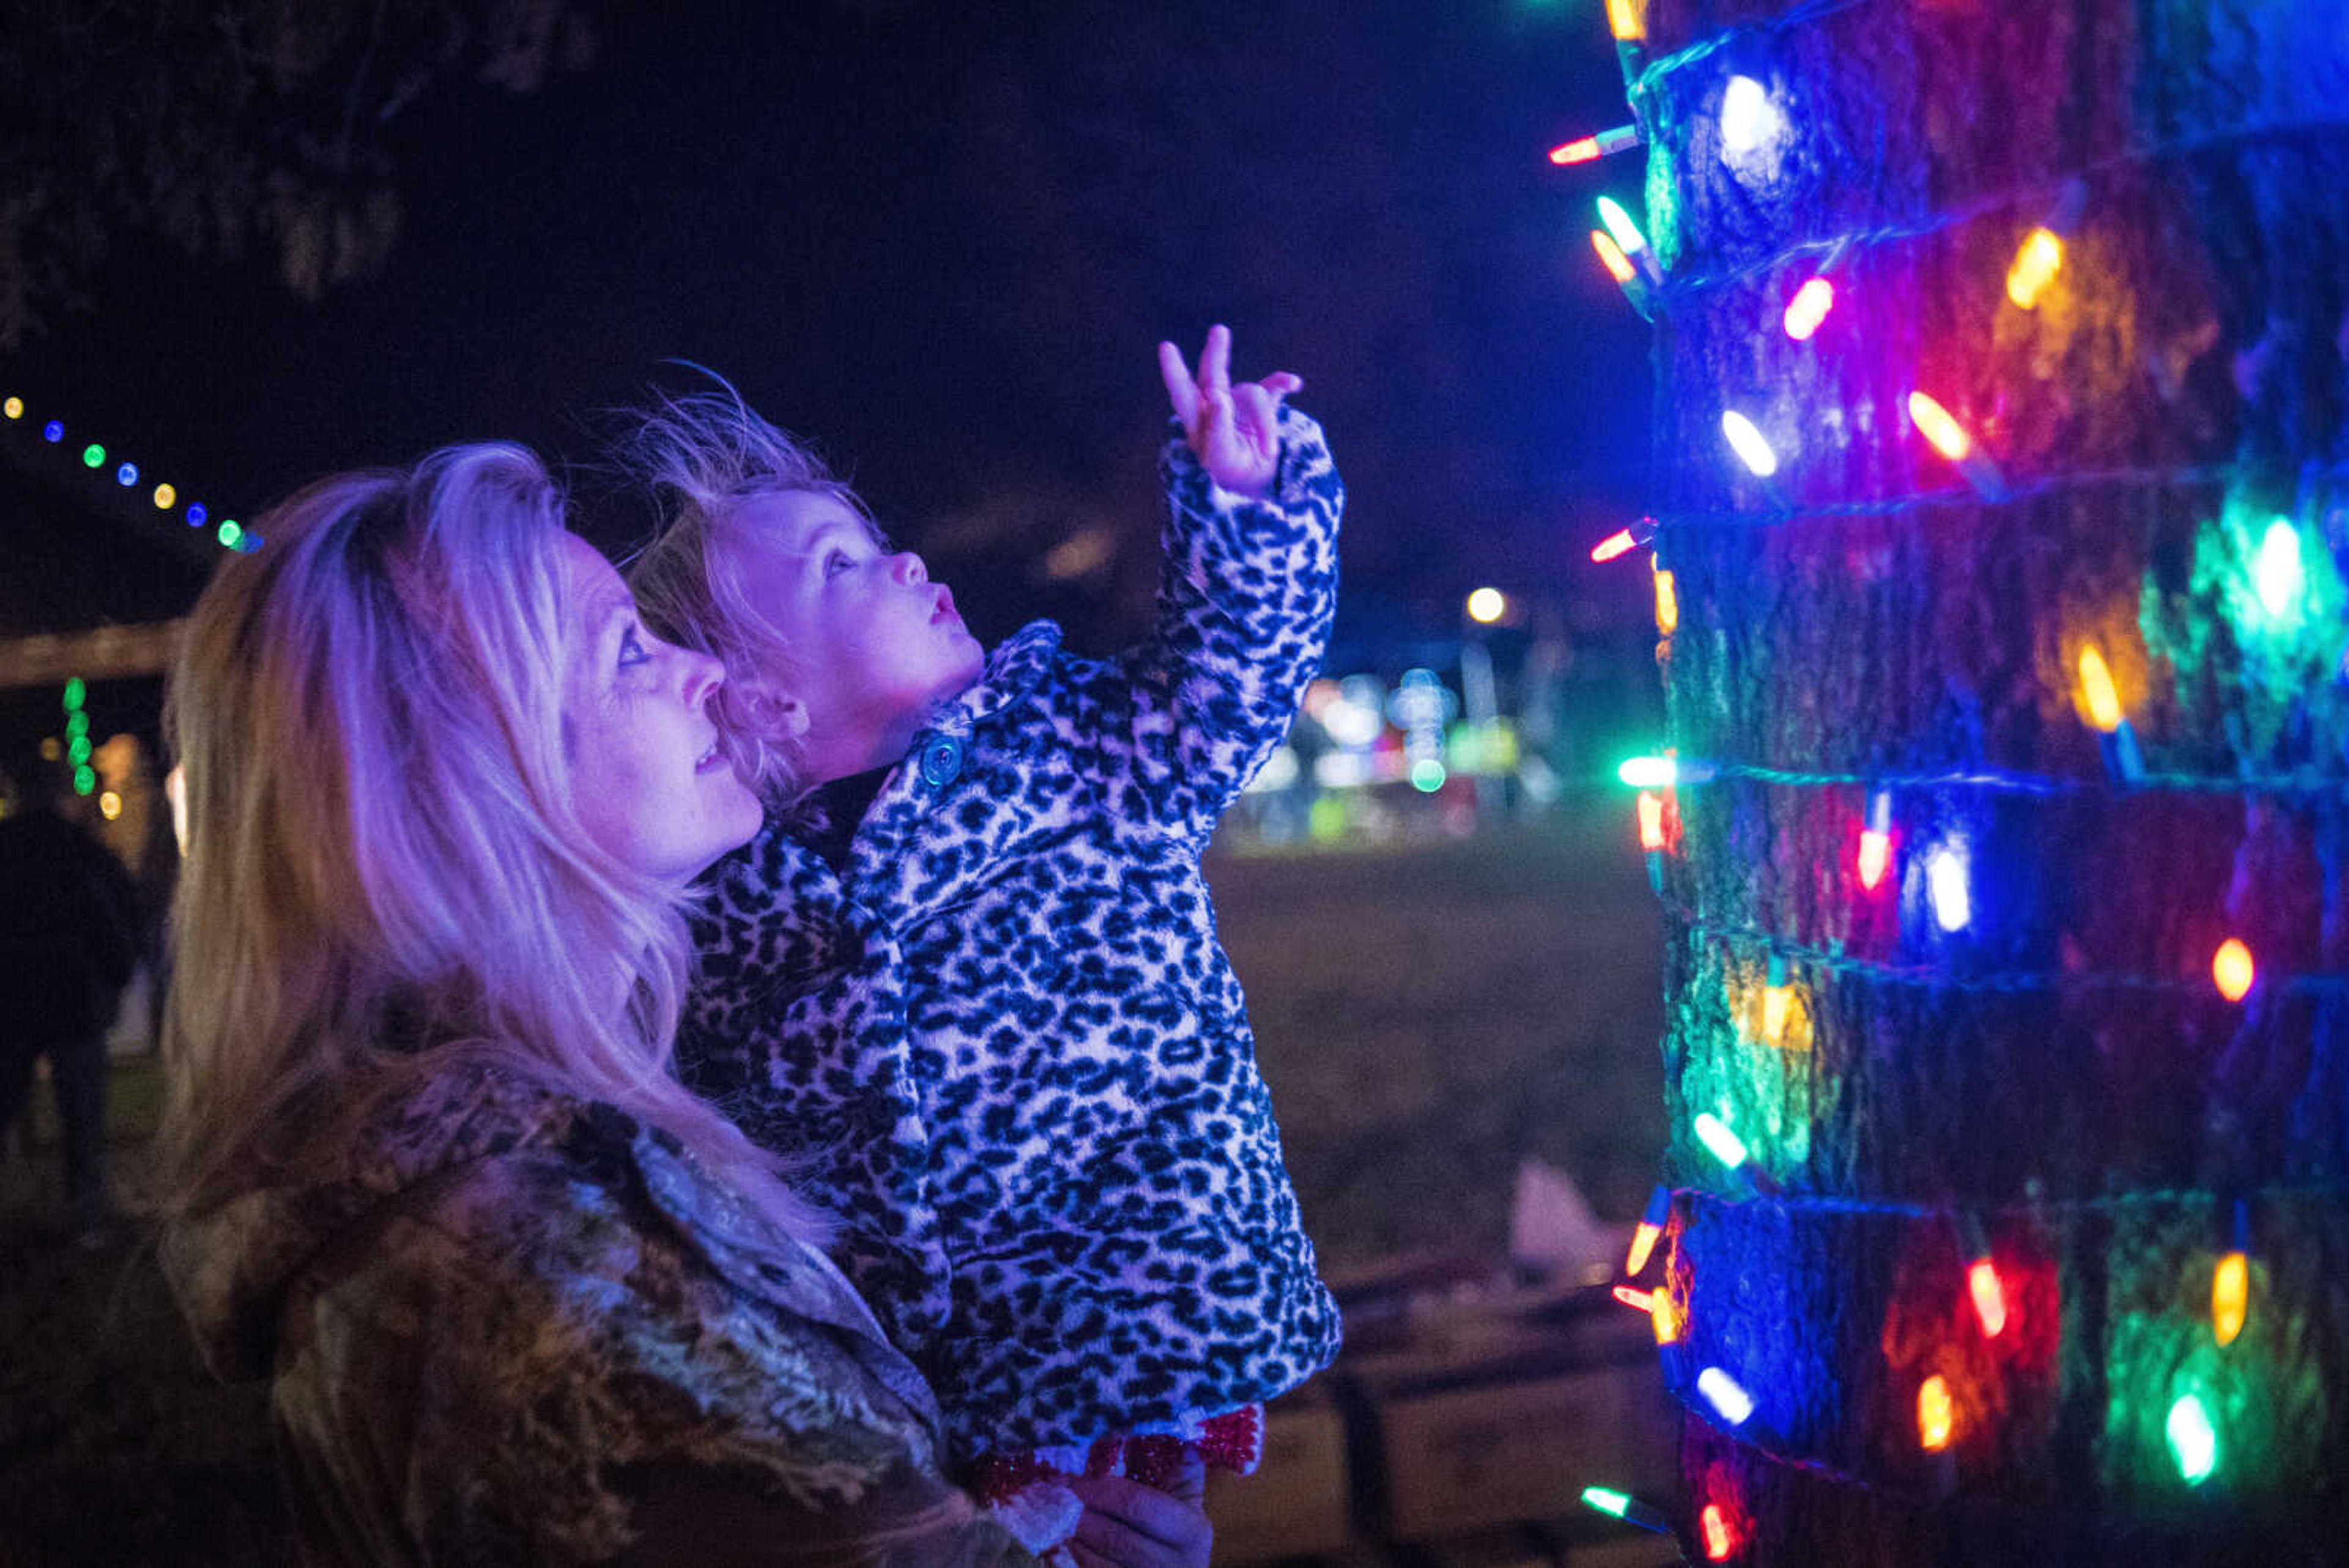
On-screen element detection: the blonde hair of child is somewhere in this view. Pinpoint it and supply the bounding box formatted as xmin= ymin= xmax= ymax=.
xmin=160 ymin=442 xmax=827 ymax=1243
xmin=621 ymin=382 xmax=879 ymax=807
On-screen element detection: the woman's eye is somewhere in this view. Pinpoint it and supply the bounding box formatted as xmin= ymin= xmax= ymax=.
xmin=825 ymin=549 xmax=852 ymax=578
xmin=617 ymin=625 xmax=650 ymax=669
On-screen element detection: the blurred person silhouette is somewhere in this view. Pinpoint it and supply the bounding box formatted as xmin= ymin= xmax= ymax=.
xmin=0 ymin=756 xmax=142 ymax=1236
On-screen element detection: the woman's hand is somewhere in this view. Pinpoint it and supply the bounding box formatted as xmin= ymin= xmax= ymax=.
xmin=1157 ymin=324 xmax=1301 ymax=500
xmin=1064 ymin=1458 xmax=1213 ymax=1568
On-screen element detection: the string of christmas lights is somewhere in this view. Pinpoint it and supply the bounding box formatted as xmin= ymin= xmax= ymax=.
xmin=1619 ymin=755 xmax=2349 ymax=800
xmin=1657 ymin=1176 xmax=2344 ymax=1227
xmin=1605 ymin=1176 xmax=2337 ymax=1505
xmin=1592 ymin=460 xmax=2349 ymax=534
xmin=1586 ymin=115 xmax=2349 ymax=302
xmin=1553 ymin=0 xmax=2347 ymax=1556
xmin=1658 ymin=910 xmax=2320 ymax=1000
xmin=1 ymin=390 xmax=258 ymax=552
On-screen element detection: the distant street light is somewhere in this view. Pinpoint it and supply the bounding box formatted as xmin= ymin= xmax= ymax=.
xmin=1466 ymin=587 xmax=1508 ymax=625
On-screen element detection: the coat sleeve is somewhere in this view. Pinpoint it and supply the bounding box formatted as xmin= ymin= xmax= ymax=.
xmin=1110 ymin=404 xmax=1343 ymax=845
xmin=271 ymin=1156 xmax=1031 ymax=1567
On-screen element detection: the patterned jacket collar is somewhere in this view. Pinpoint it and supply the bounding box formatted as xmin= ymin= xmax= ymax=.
xmin=702 ymin=620 xmax=1066 ymax=990
xmin=163 ymin=1063 xmax=892 ymax=1386
xmin=920 ymin=619 xmax=1062 ymax=737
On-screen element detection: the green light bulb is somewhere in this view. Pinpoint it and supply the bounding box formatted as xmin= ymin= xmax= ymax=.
xmin=218 ymin=520 xmax=243 ymax=549
xmin=1693 ymin=1111 xmax=1749 ymax=1170
xmin=65 ymin=711 xmax=88 ymax=738
xmin=1410 ymin=757 xmax=1447 ymax=793
xmin=1618 ymin=755 xmax=1675 ymax=789
xmin=2166 ymin=1392 xmax=2217 ymax=1485
xmin=67 ymin=735 xmax=91 ymax=765
xmin=1581 ymin=1487 xmax=1632 ymax=1520
xmin=72 ymin=765 xmax=96 ymax=796
xmin=1596 ymin=196 xmax=1647 ymax=256
xmin=81 ymin=443 xmax=105 ymax=468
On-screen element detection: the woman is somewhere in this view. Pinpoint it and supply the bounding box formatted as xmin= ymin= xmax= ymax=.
xmin=157 ymin=444 xmax=1210 ymax=1566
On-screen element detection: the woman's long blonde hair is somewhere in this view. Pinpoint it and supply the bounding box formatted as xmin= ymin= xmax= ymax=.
xmin=161 ymin=442 xmax=824 ymax=1239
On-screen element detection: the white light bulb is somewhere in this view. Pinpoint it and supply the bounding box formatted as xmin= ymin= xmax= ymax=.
xmin=1720 ymin=76 xmax=1779 ymax=156
xmin=1927 ymin=843 xmax=1971 ymax=932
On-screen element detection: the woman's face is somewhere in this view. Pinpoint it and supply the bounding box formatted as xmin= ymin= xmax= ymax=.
xmin=557 ymin=533 xmax=763 ymax=882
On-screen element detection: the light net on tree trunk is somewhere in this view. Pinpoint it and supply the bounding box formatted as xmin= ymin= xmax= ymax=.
xmin=1583 ymin=1 xmax=2349 ymax=1559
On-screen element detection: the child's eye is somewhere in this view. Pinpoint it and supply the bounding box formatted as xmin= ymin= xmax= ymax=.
xmin=617 ymin=625 xmax=650 ymax=669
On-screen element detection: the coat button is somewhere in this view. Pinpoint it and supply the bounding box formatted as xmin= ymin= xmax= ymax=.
xmin=918 ymin=737 xmax=963 ymax=787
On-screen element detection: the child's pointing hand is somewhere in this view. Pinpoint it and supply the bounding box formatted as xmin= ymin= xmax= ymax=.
xmin=1157 ymin=324 xmax=1301 ymax=500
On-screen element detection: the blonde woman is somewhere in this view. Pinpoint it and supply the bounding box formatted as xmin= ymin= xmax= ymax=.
xmin=157 ymin=444 xmax=1209 ymax=1567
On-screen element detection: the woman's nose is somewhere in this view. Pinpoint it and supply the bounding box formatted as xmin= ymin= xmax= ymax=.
xmin=889 ymin=551 xmax=927 ymax=586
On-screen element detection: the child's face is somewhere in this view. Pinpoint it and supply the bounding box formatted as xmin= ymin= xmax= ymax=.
xmin=722 ymin=489 xmax=985 ymax=752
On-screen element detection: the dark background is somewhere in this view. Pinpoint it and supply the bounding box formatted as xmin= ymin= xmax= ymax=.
xmin=0 ymin=0 xmax=1650 ymax=663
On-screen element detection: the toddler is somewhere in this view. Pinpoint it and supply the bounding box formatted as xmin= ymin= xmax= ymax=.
xmin=626 ymin=327 xmax=1343 ymax=1550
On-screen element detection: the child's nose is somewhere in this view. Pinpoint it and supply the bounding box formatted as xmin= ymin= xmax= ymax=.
xmin=889 ymin=551 xmax=927 ymax=586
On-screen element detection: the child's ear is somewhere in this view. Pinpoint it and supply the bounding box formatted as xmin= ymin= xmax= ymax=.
xmin=738 ymin=683 xmax=811 ymax=742
xmin=770 ymin=695 xmax=812 ymax=741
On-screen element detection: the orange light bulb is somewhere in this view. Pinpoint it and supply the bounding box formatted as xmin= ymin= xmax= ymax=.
xmin=2006 ymin=227 xmax=2063 ymax=310
xmin=1967 ymin=1258 xmax=2008 ymax=1339
xmin=1918 ymin=1374 xmax=1955 ymax=1451
xmin=2077 ymin=646 xmax=2124 ymax=732
xmin=1636 ymin=790 xmax=1668 ymax=852
xmin=1592 ymin=230 xmax=1636 ymax=284
xmin=1651 ymin=1290 xmax=1682 ymax=1344
xmin=1907 ymin=392 xmax=1973 ymax=463
xmin=2213 ymin=938 xmax=2254 ymax=1003
xmin=2212 ymin=1250 xmax=2248 ymax=1345
xmin=1605 ymin=0 xmax=1647 ymax=42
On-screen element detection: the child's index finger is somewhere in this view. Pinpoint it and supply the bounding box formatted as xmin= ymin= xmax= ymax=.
xmin=1157 ymin=340 xmax=1200 ymax=425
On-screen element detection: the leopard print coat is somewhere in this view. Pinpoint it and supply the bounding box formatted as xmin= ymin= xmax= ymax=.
xmin=679 ymin=407 xmax=1346 ymax=1463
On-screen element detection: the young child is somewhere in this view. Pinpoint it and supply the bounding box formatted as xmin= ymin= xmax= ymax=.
xmin=625 ymin=327 xmax=1343 ymax=1549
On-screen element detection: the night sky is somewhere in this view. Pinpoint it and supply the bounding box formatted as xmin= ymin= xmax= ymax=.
xmin=1 ymin=0 xmax=1651 ymax=661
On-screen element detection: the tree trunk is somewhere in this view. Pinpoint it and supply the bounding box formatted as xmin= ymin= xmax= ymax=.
xmin=1627 ymin=1 xmax=2349 ymax=1559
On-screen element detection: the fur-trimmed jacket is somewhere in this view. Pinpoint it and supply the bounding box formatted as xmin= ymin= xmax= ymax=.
xmin=679 ymin=407 xmax=1346 ymax=1462
xmin=162 ymin=1066 xmax=1030 ymax=1566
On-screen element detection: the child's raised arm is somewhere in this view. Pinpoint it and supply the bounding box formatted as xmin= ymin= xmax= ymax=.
xmin=1097 ymin=324 xmax=1343 ymax=845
